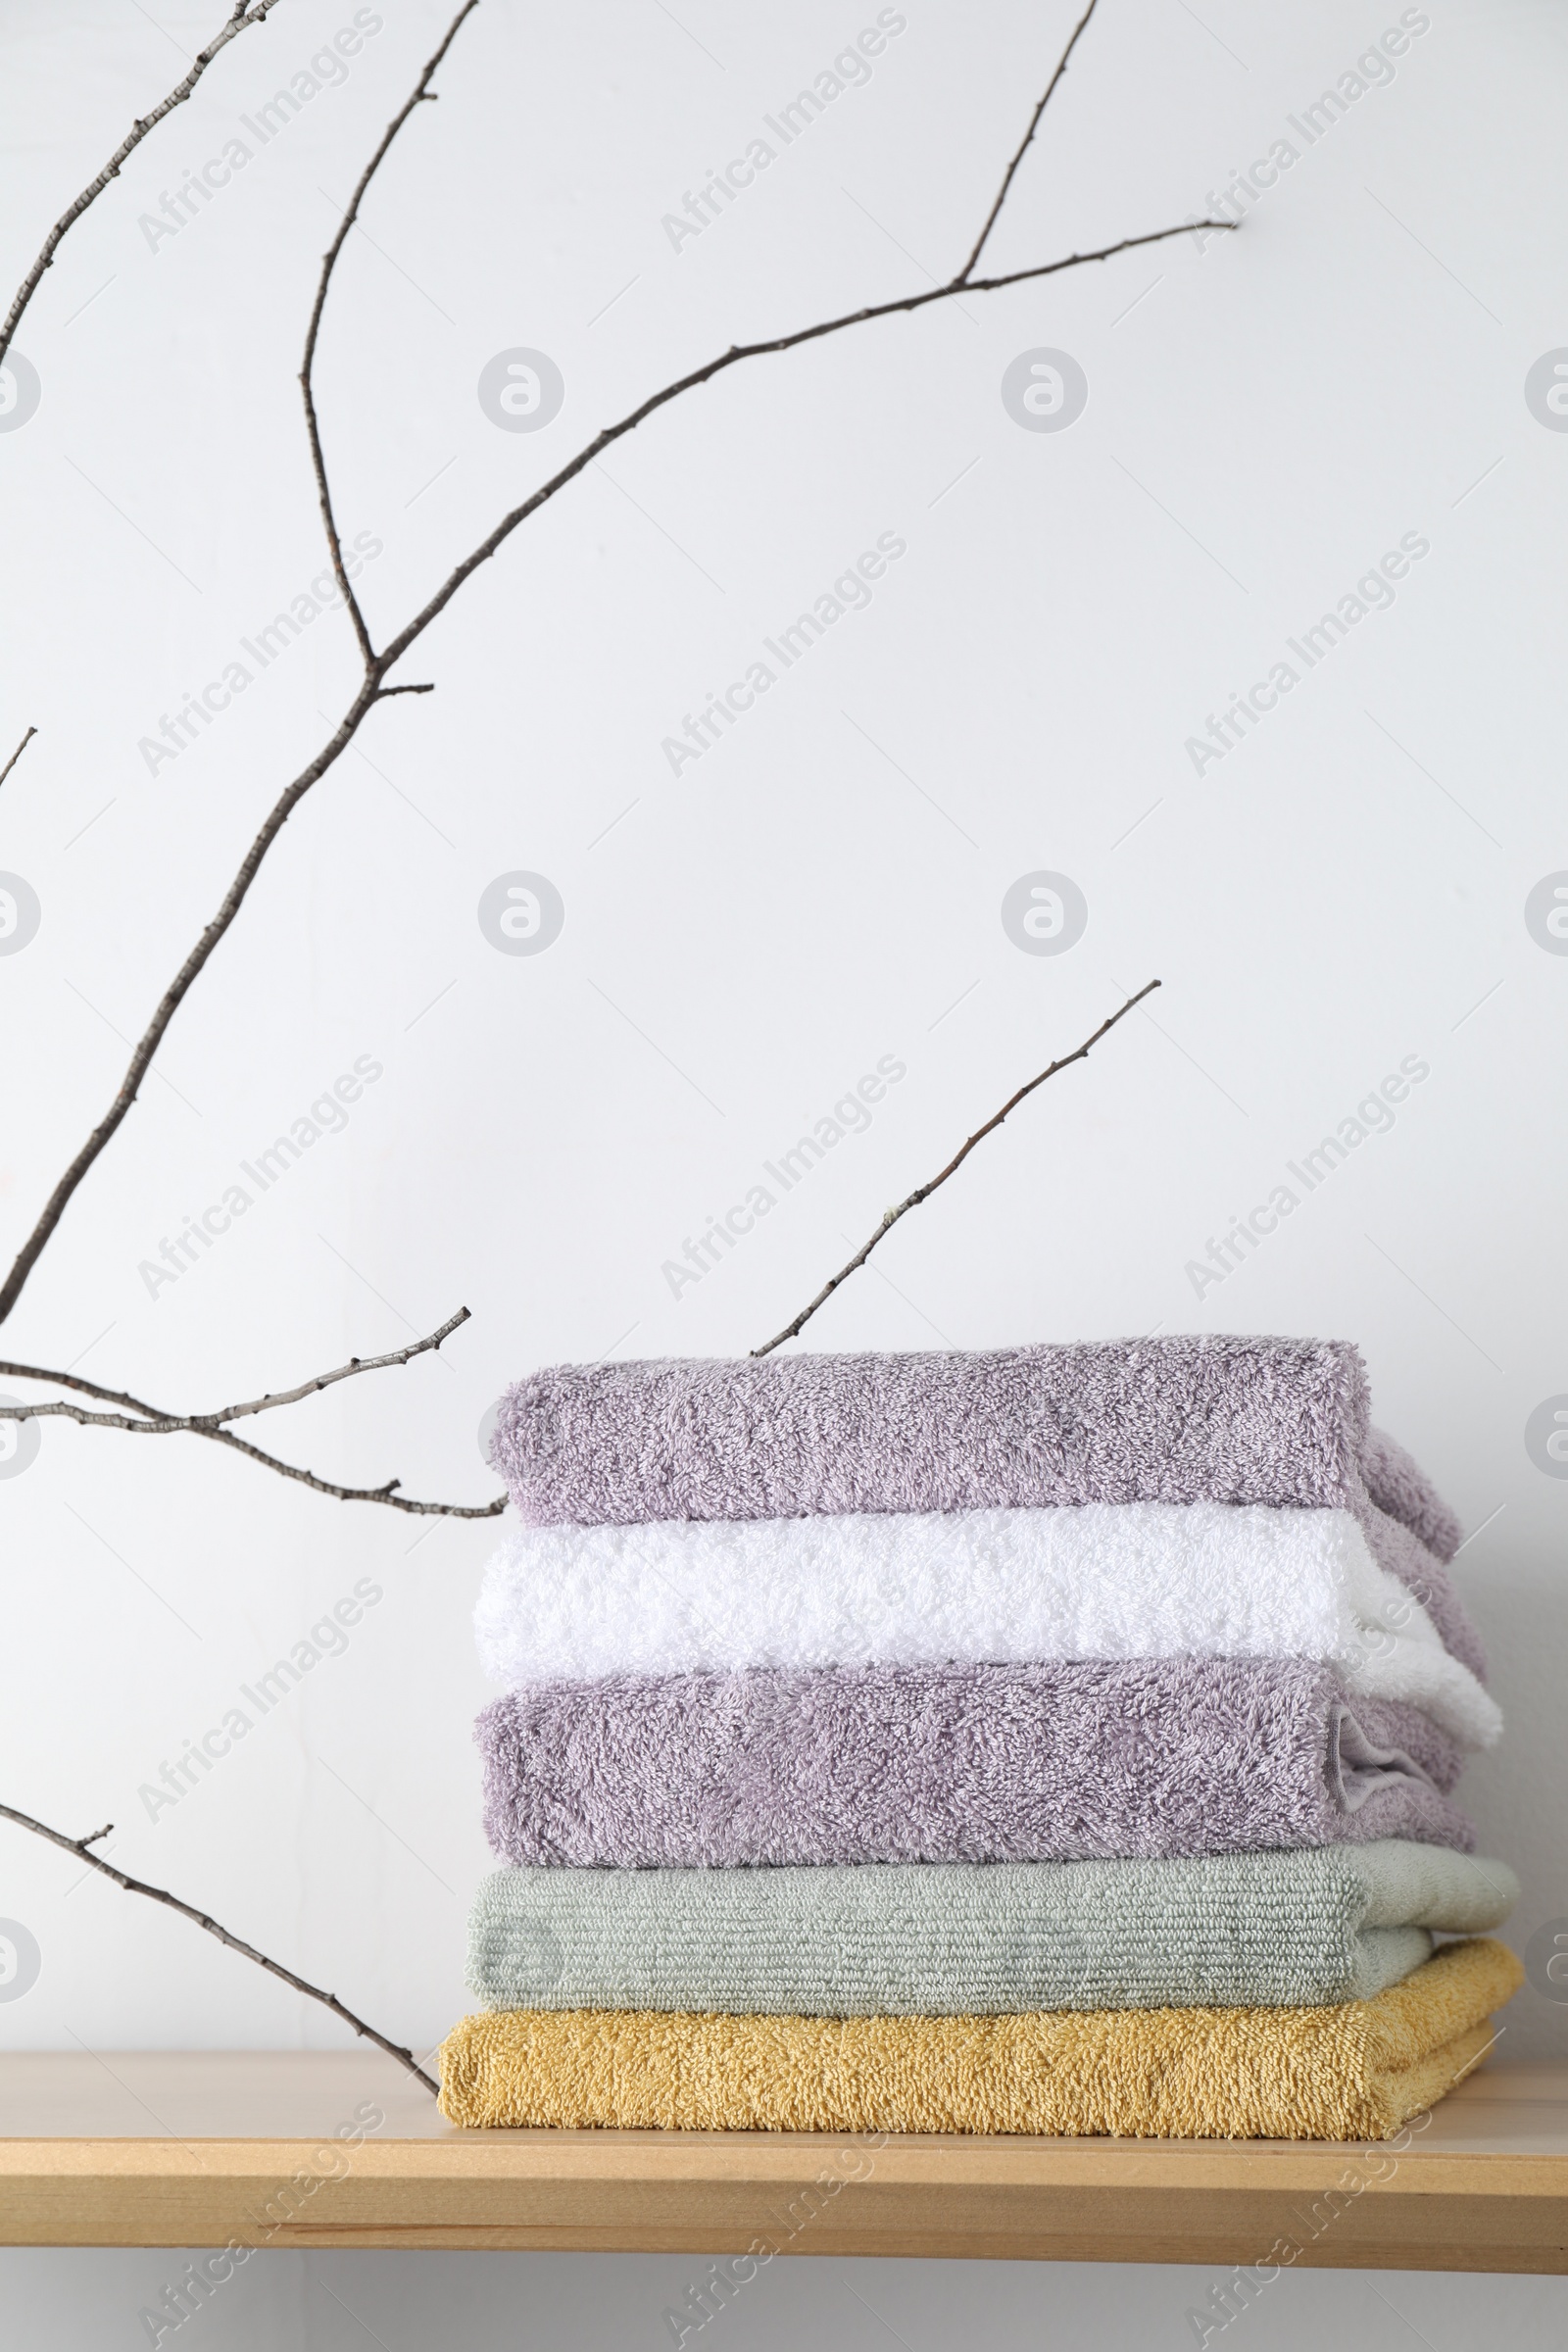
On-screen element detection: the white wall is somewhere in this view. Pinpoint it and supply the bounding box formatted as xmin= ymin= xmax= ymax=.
xmin=2 ymin=0 xmax=1566 ymax=2339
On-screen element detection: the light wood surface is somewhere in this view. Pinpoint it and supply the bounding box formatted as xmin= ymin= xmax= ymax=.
xmin=2 ymin=2052 xmax=1566 ymax=2269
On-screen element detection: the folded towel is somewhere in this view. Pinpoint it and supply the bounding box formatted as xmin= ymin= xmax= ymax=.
xmin=1367 ymin=1504 xmax=1480 ymax=1679
xmin=1361 ymin=1424 xmax=1462 ymax=1560
xmin=467 ymin=1842 xmax=1517 ymax=2017
xmin=477 ymin=1659 xmax=1475 ymax=1868
xmin=438 ymin=1936 xmax=1522 ymax=2138
xmin=490 ymin=1339 xmax=1484 ymax=1678
xmin=474 ymin=1502 xmax=1499 ymax=1750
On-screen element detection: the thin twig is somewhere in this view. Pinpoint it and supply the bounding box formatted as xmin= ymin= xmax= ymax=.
xmin=1 ymin=1313 xmax=469 ymax=1431
xmin=0 ymin=1801 xmax=438 ymax=2095
xmin=299 ymin=0 xmax=481 ymax=667
xmin=751 ymin=980 xmax=1160 ymax=1357
xmin=0 ymin=0 xmax=1230 ymax=1334
xmin=0 ymin=1362 xmax=186 ymax=1420
xmin=166 ymin=1420 xmax=505 ymax=1514
xmin=0 ymin=2 xmax=283 ymax=373
xmin=956 ymin=0 xmax=1101 ymax=284
xmin=1 ymin=1311 xmax=470 ymax=1430
xmin=0 ymin=689 xmax=378 ymax=1327
xmin=0 ymin=1310 xmax=507 ymax=1516
xmin=0 ymin=725 xmax=37 ymax=791
xmin=197 ymin=1305 xmax=474 ymax=1425
xmin=373 ymin=223 xmax=1227 ymax=678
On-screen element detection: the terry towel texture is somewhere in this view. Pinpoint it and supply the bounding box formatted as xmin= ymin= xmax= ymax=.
xmin=438 ymin=1936 xmax=1523 ymax=2138
xmin=473 ymin=1501 xmax=1498 ymax=1751
xmin=1361 ymin=1424 xmax=1463 ymax=1562
xmin=466 ymin=1842 xmax=1517 ymax=2016
xmin=476 ymin=1658 xmax=1476 ymax=1869
xmin=489 ymin=1340 xmax=1483 ymax=1679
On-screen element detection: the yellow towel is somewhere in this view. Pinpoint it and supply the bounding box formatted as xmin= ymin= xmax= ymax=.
xmin=438 ymin=1936 xmax=1521 ymax=2139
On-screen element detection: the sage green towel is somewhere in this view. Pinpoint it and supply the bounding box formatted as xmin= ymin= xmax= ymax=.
xmin=466 ymin=1842 xmax=1516 ymax=2017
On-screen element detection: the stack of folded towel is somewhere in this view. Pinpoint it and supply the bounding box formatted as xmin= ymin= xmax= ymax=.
xmin=439 ymin=1337 xmax=1521 ymax=2139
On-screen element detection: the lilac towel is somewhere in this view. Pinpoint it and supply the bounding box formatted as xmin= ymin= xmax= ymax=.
xmin=1361 ymin=1425 xmax=1462 ymax=1562
xmin=490 ymin=1338 xmax=1483 ymax=1679
xmin=476 ymin=1658 xmax=1475 ymax=1871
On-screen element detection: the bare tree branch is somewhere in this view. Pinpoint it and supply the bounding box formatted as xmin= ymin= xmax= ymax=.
xmin=300 ymin=0 xmax=482 ymax=667
xmin=195 ymin=1304 xmax=475 ymax=1425
xmin=2 ymin=1309 xmax=469 ymax=1426
xmin=148 ymin=1421 xmax=505 ymax=1515
xmin=0 ymin=726 xmax=37 ymax=792
xmin=0 ymin=1801 xmax=438 ymax=2095
xmin=0 ymin=6 xmax=485 ymax=1328
xmin=0 ymin=1362 xmax=183 ymax=1420
xmin=957 ymin=0 xmax=1101 ymax=284
xmin=0 ymin=0 xmax=1229 ymax=1348
xmin=374 ymin=221 xmax=1225 ymax=677
xmin=0 ymin=690 xmax=376 ymax=1327
xmin=0 ymin=1310 xmax=507 ymax=1517
xmin=751 ymin=980 xmax=1161 ymax=1358
xmin=0 ymin=1 xmax=284 ymax=373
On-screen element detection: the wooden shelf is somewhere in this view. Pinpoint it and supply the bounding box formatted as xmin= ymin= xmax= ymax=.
xmin=3 ymin=2053 xmax=1566 ymax=2271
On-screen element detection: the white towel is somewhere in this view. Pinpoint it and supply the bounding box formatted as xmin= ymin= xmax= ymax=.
xmin=473 ymin=1501 xmax=1501 ymax=1751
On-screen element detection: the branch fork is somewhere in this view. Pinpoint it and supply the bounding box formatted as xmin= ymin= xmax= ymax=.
xmin=0 ymin=1309 xmax=506 ymax=1518
xmin=0 ymin=0 xmax=1227 ymax=1515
